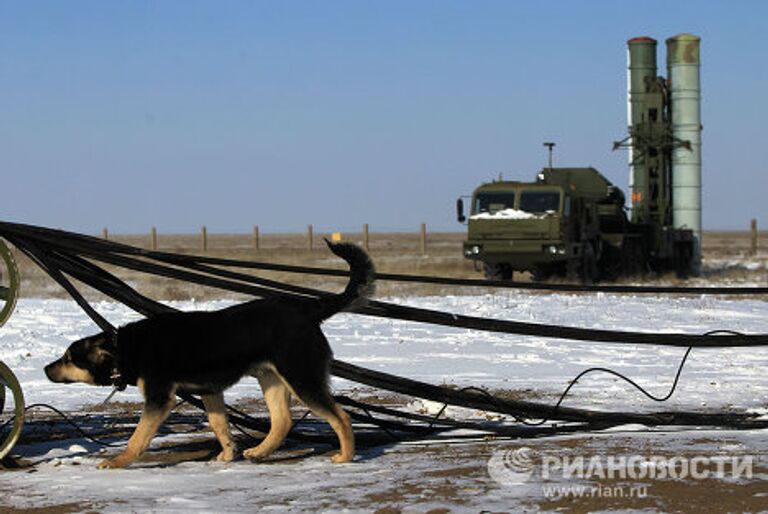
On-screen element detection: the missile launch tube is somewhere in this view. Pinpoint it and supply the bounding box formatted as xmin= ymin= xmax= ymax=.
xmin=627 ymin=37 xmax=657 ymax=222
xmin=667 ymin=34 xmax=702 ymax=268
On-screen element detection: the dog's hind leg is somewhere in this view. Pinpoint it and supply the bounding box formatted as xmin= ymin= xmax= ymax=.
xmin=297 ymin=392 xmax=355 ymax=464
xmin=243 ymin=366 xmax=292 ymax=461
xmin=202 ymin=392 xmax=237 ymax=462
xmin=281 ymin=366 xmax=355 ymax=463
xmin=99 ymin=380 xmax=175 ymax=469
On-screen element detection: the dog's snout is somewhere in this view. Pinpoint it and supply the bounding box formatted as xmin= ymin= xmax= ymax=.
xmin=43 ymin=357 xmax=93 ymax=384
xmin=44 ymin=361 xmax=57 ymax=381
xmin=44 ymin=360 xmax=67 ymax=382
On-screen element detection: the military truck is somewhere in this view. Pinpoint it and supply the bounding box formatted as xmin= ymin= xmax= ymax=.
xmin=456 ymin=34 xmax=702 ymax=282
xmin=456 ymin=167 xmax=693 ymax=282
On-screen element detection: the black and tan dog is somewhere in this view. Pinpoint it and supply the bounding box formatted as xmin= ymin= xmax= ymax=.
xmin=44 ymin=241 xmax=374 ymax=469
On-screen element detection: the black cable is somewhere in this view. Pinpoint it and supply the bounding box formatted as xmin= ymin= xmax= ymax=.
xmin=542 ymin=330 xmax=746 ymax=420
xmin=426 ymin=403 xmax=449 ymax=430
xmin=229 ymin=420 xmax=262 ymax=443
xmin=443 ymin=340 xmax=700 ymax=427
xmin=1 ymin=403 xmax=122 ymax=447
xmin=349 ymin=340 xmax=688 ymax=434
xmin=1 ymin=220 xmax=766 ymax=295
xmin=4 ymin=223 xmax=768 ymax=348
xmin=0 ymin=413 xmax=15 ymax=434
xmin=287 ymin=410 xmax=312 ymax=436
xmin=354 ymin=405 xmax=399 ymax=441
xmin=418 ymin=331 xmax=746 ymax=428
xmin=1 ymin=221 xmax=765 ymax=448
xmin=0 ymin=331 xmax=748 ymax=456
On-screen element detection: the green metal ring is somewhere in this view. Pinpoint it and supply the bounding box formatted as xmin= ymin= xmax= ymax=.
xmin=0 ymin=238 xmax=19 ymax=328
xmin=0 ymin=237 xmax=22 ymax=460
xmin=0 ymin=360 xmax=24 ymax=460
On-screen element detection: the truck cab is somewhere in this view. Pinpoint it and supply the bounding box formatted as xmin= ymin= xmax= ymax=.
xmin=458 ymin=167 xmax=625 ymax=281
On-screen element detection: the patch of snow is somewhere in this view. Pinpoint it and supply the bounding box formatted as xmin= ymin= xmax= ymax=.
xmin=0 ymin=294 xmax=766 ymax=511
xmin=470 ymin=208 xmax=547 ymax=220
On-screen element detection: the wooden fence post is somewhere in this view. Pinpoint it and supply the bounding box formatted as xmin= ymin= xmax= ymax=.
xmin=420 ymin=223 xmax=427 ymax=256
xmin=307 ymin=224 xmax=313 ymax=251
xmin=751 ymin=218 xmax=758 ymax=256
xmin=201 ymin=226 xmax=208 ymax=252
xmin=253 ymin=226 xmax=260 ymax=251
xmin=151 ymin=227 xmax=157 ymax=251
xmin=363 ymin=223 xmax=369 ymax=251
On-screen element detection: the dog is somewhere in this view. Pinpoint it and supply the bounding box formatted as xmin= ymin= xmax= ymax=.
xmin=44 ymin=240 xmax=375 ymax=469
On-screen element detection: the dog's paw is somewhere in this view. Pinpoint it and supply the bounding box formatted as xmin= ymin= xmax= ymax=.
xmin=98 ymin=453 xmax=134 ymax=469
xmin=98 ymin=458 xmax=126 ymax=469
xmin=331 ymin=452 xmax=354 ymax=464
xmin=242 ymin=447 xmax=267 ymax=461
xmin=215 ymin=447 xmax=237 ymax=463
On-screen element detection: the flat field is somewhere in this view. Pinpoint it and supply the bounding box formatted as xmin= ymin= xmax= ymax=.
xmin=9 ymin=229 xmax=768 ymax=301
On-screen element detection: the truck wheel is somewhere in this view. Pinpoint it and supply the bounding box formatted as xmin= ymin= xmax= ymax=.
xmin=674 ymin=242 xmax=692 ymax=279
xmin=599 ymin=245 xmax=622 ymax=281
xmin=531 ymin=265 xmax=553 ymax=282
xmin=567 ymin=244 xmax=598 ymax=284
xmin=581 ymin=243 xmax=598 ymax=284
xmin=483 ymin=263 xmax=512 ymax=280
xmin=621 ymin=239 xmax=646 ymax=276
xmin=566 ymin=258 xmax=579 ymax=282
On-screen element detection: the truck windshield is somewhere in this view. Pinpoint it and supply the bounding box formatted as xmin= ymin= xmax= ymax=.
xmin=473 ymin=192 xmax=516 ymax=214
xmin=519 ymin=191 xmax=560 ymax=213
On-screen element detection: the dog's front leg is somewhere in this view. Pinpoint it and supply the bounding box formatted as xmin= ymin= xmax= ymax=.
xmin=202 ymin=392 xmax=236 ymax=462
xmin=99 ymin=381 xmax=175 ymax=469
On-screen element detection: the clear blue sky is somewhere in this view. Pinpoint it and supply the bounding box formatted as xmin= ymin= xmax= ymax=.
xmin=1 ymin=1 xmax=766 ymax=233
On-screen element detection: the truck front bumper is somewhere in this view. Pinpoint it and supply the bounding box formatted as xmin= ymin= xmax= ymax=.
xmin=463 ymin=240 xmax=568 ymax=269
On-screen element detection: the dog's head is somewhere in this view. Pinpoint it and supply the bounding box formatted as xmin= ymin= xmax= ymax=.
xmin=44 ymin=333 xmax=117 ymax=386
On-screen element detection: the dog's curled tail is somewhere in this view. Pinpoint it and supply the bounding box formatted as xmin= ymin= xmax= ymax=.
xmin=316 ymin=240 xmax=376 ymax=320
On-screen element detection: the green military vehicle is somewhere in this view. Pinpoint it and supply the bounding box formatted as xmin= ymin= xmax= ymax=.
xmin=456 ymin=35 xmax=704 ymax=283
xmin=456 ymin=167 xmax=692 ymax=282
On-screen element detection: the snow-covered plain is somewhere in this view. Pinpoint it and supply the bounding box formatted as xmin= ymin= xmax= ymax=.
xmin=1 ymin=291 xmax=767 ymax=512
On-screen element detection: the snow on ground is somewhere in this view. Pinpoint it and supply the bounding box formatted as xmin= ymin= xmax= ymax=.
xmin=1 ymin=292 xmax=767 ymax=512
xmin=4 ymin=293 xmax=767 ymax=413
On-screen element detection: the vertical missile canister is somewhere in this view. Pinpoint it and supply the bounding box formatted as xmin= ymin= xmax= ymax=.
xmin=666 ymin=33 xmax=702 ymax=268
xmin=626 ymin=37 xmax=657 ymax=223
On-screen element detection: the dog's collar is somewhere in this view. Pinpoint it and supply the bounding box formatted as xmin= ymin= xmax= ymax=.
xmin=108 ymin=332 xmax=127 ymax=391
xmin=102 ymin=367 xmax=126 ymax=405
xmin=110 ymin=367 xmax=127 ymax=391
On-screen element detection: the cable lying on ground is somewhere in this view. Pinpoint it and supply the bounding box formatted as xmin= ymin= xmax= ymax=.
xmin=0 ymin=221 xmax=765 ymax=445
xmin=3 ymin=222 xmax=766 ymax=348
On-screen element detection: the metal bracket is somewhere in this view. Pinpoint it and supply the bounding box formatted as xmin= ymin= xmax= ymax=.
xmin=0 ymin=361 xmax=24 ymax=460
xmin=0 ymin=237 xmax=22 ymax=461
xmin=0 ymin=238 xmax=19 ymax=327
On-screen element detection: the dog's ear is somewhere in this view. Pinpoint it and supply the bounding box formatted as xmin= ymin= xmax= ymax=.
xmin=93 ymin=346 xmax=114 ymax=364
xmin=87 ymin=333 xmax=115 ymax=350
xmin=87 ymin=335 xmax=119 ymax=386
xmin=82 ymin=334 xmax=116 ymax=365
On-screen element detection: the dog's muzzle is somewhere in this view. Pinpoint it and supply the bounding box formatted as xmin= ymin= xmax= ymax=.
xmin=44 ymin=361 xmax=78 ymax=383
xmin=44 ymin=361 xmax=64 ymax=382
